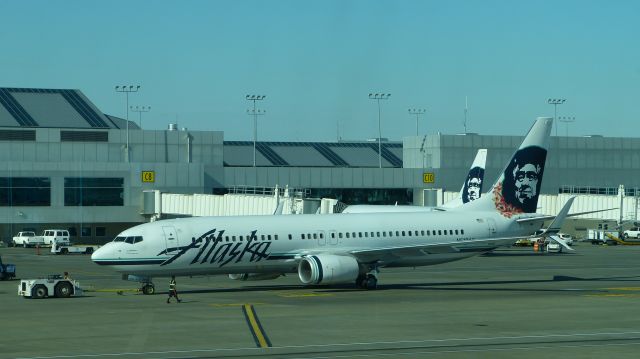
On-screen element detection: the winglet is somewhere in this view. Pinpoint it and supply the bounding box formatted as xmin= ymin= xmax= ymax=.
xmin=273 ymin=201 xmax=284 ymax=215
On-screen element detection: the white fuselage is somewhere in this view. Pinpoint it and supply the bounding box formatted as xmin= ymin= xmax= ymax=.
xmin=91 ymin=210 xmax=537 ymax=278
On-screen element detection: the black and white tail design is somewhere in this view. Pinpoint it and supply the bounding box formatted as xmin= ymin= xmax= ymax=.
xmin=441 ymin=149 xmax=487 ymax=208
xmin=458 ymin=117 xmax=552 ymax=217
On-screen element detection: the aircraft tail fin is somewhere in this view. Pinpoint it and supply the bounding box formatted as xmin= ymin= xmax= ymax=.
xmin=441 ymin=149 xmax=487 ymax=208
xmin=456 ymin=117 xmax=552 ymax=217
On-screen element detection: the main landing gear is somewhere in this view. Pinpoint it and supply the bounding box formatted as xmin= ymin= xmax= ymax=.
xmin=355 ymin=269 xmax=379 ymax=290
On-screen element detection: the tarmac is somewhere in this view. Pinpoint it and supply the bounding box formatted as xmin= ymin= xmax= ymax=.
xmin=1 ymin=243 xmax=640 ymax=359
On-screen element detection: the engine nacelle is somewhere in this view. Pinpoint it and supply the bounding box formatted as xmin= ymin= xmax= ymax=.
xmin=228 ymin=273 xmax=283 ymax=281
xmin=298 ymin=254 xmax=360 ymax=285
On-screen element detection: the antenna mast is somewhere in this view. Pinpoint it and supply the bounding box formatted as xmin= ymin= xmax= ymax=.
xmin=463 ymin=96 xmax=468 ymax=134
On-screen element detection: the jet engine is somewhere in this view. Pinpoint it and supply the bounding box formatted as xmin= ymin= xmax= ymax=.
xmin=228 ymin=273 xmax=283 ymax=281
xmin=298 ymin=254 xmax=360 ymax=285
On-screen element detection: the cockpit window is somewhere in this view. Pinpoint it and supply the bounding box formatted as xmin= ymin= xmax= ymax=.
xmin=113 ymin=236 xmax=126 ymax=242
xmin=125 ymin=237 xmax=135 ymax=244
xmin=134 ymin=236 xmax=143 ymax=244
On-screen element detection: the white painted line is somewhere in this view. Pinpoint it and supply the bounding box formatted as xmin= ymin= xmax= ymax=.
xmin=15 ymin=331 xmax=640 ymax=359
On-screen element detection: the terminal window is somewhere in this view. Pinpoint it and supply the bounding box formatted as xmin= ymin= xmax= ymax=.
xmin=0 ymin=177 xmax=51 ymax=206
xmin=64 ymin=178 xmax=124 ymax=206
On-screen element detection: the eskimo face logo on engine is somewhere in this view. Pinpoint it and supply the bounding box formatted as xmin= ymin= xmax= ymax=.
xmin=158 ymin=229 xmax=271 ymax=267
xmin=494 ymin=146 xmax=547 ymax=217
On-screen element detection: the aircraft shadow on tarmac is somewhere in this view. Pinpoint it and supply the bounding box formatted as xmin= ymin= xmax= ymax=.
xmin=163 ymin=274 xmax=640 ymax=295
xmin=314 ymin=275 xmax=640 ymax=293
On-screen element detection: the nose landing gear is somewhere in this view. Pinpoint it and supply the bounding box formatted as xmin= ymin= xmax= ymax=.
xmin=141 ymin=283 xmax=155 ymax=295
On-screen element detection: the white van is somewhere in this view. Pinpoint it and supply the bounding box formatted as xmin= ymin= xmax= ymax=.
xmin=42 ymin=230 xmax=70 ymax=246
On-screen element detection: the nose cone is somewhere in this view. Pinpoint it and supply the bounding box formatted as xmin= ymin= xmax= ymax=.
xmin=91 ymin=244 xmax=110 ymax=265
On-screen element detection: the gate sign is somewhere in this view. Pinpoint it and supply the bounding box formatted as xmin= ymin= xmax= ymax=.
xmin=423 ymin=172 xmax=434 ymax=183
xmin=142 ymin=171 xmax=155 ymax=183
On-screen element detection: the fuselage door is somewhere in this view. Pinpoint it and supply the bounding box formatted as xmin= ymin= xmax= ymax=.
xmin=162 ymin=226 xmax=180 ymax=253
xmin=328 ymin=230 xmax=338 ymax=245
xmin=316 ymin=230 xmax=326 ymax=246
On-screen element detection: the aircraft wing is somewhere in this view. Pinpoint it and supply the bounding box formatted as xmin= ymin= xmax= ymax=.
xmin=516 ymin=208 xmax=616 ymax=225
xmin=346 ymin=236 xmax=530 ymax=264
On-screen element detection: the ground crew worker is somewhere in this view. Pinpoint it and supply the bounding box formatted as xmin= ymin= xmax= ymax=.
xmin=167 ymin=275 xmax=181 ymax=303
xmin=63 ymin=271 xmax=70 ymax=279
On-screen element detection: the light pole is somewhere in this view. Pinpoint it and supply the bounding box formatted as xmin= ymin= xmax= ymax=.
xmin=115 ymin=85 xmax=140 ymax=162
xmin=408 ymin=108 xmax=426 ymax=136
xmin=547 ymin=98 xmax=566 ymax=136
xmin=557 ymin=116 xmax=575 ymax=137
xmin=246 ymin=95 xmax=266 ymax=167
xmin=130 ymin=105 xmax=151 ymax=129
xmin=369 ymin=93 xmax=391 ymax=168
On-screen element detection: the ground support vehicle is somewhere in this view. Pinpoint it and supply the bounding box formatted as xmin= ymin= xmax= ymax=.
xmin=0 ymin=256 xmax=16 ymax=280
xmin=18 ymin=275 xmax=82 ymax=298
xmin=588 ymin=229 xmax=619 ymax=245
xmin=546 ymin=241 xmax=562 ymax=253
xmin=623 ymin=227 xmax=640 ymax=239
xmin=12 ymin=231 xmax=44 ymax=248
xmin=51 ymin=240 xmax=100 ymax=255
xmin=42 ymin=230 xmax=70 ymax=246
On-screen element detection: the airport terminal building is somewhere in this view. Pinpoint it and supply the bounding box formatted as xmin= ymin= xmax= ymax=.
xmin=1 ymin=87 xmax=639 ymax=243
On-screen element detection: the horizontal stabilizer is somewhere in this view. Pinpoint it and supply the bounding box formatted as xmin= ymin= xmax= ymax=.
xmin=545 ymin=197 xmax=575 ymax=234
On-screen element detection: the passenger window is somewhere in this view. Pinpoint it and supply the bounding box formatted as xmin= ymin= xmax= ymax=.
xmin=461 ymin=229 xmax=465 ymax=235
xmin=358 ymin=232 xmax=362 ymax=238
xmin=438 ymin=230 xmax=442 ymax=235
xmin=331 ymin=233 xmax=335 ymax=238
xmin=275 ymin=235 xmax=278 ymax=240
xmin=288 ymin=234 xmax=292 ymax=240
xmin=396 ymin=231 xmax=400 ymax=236
xmin=455 ymin=230 xmax=459 ymax=235
xmin=57 ymin=231 xmax=63 ymax=236
xmin=313 ymin=233 xmax=317 ymax=239
xmin=339 ymin=233 xmax=343 ymax=238
xmin=346 ymin=232 xmax=350 ymax=238
xmin=232 ymin=236 xmax=236 ymax=241
xmin=320 ymin=233 xmax=323 ymax=239
xmin=376 ymin=232 xmax=380 ymax=237
xmin=301 ymin=234 xmax=305 ymax=239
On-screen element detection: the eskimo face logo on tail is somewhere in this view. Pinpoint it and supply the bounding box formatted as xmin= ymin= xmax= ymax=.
xmin=494 ymin=146 xmax=546 ymax=217
xmin=462 ymin=167 xmax=484 ymax=203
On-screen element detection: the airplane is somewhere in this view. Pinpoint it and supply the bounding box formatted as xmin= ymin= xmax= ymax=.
xmin=342 ymin=148 xmax=487 ymax=213
xmin=92 ymin=117 xmax=568 ymax=294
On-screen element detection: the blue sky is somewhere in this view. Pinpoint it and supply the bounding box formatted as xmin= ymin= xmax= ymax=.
xmin=2 ymin=0 xmax=638 ymax=140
